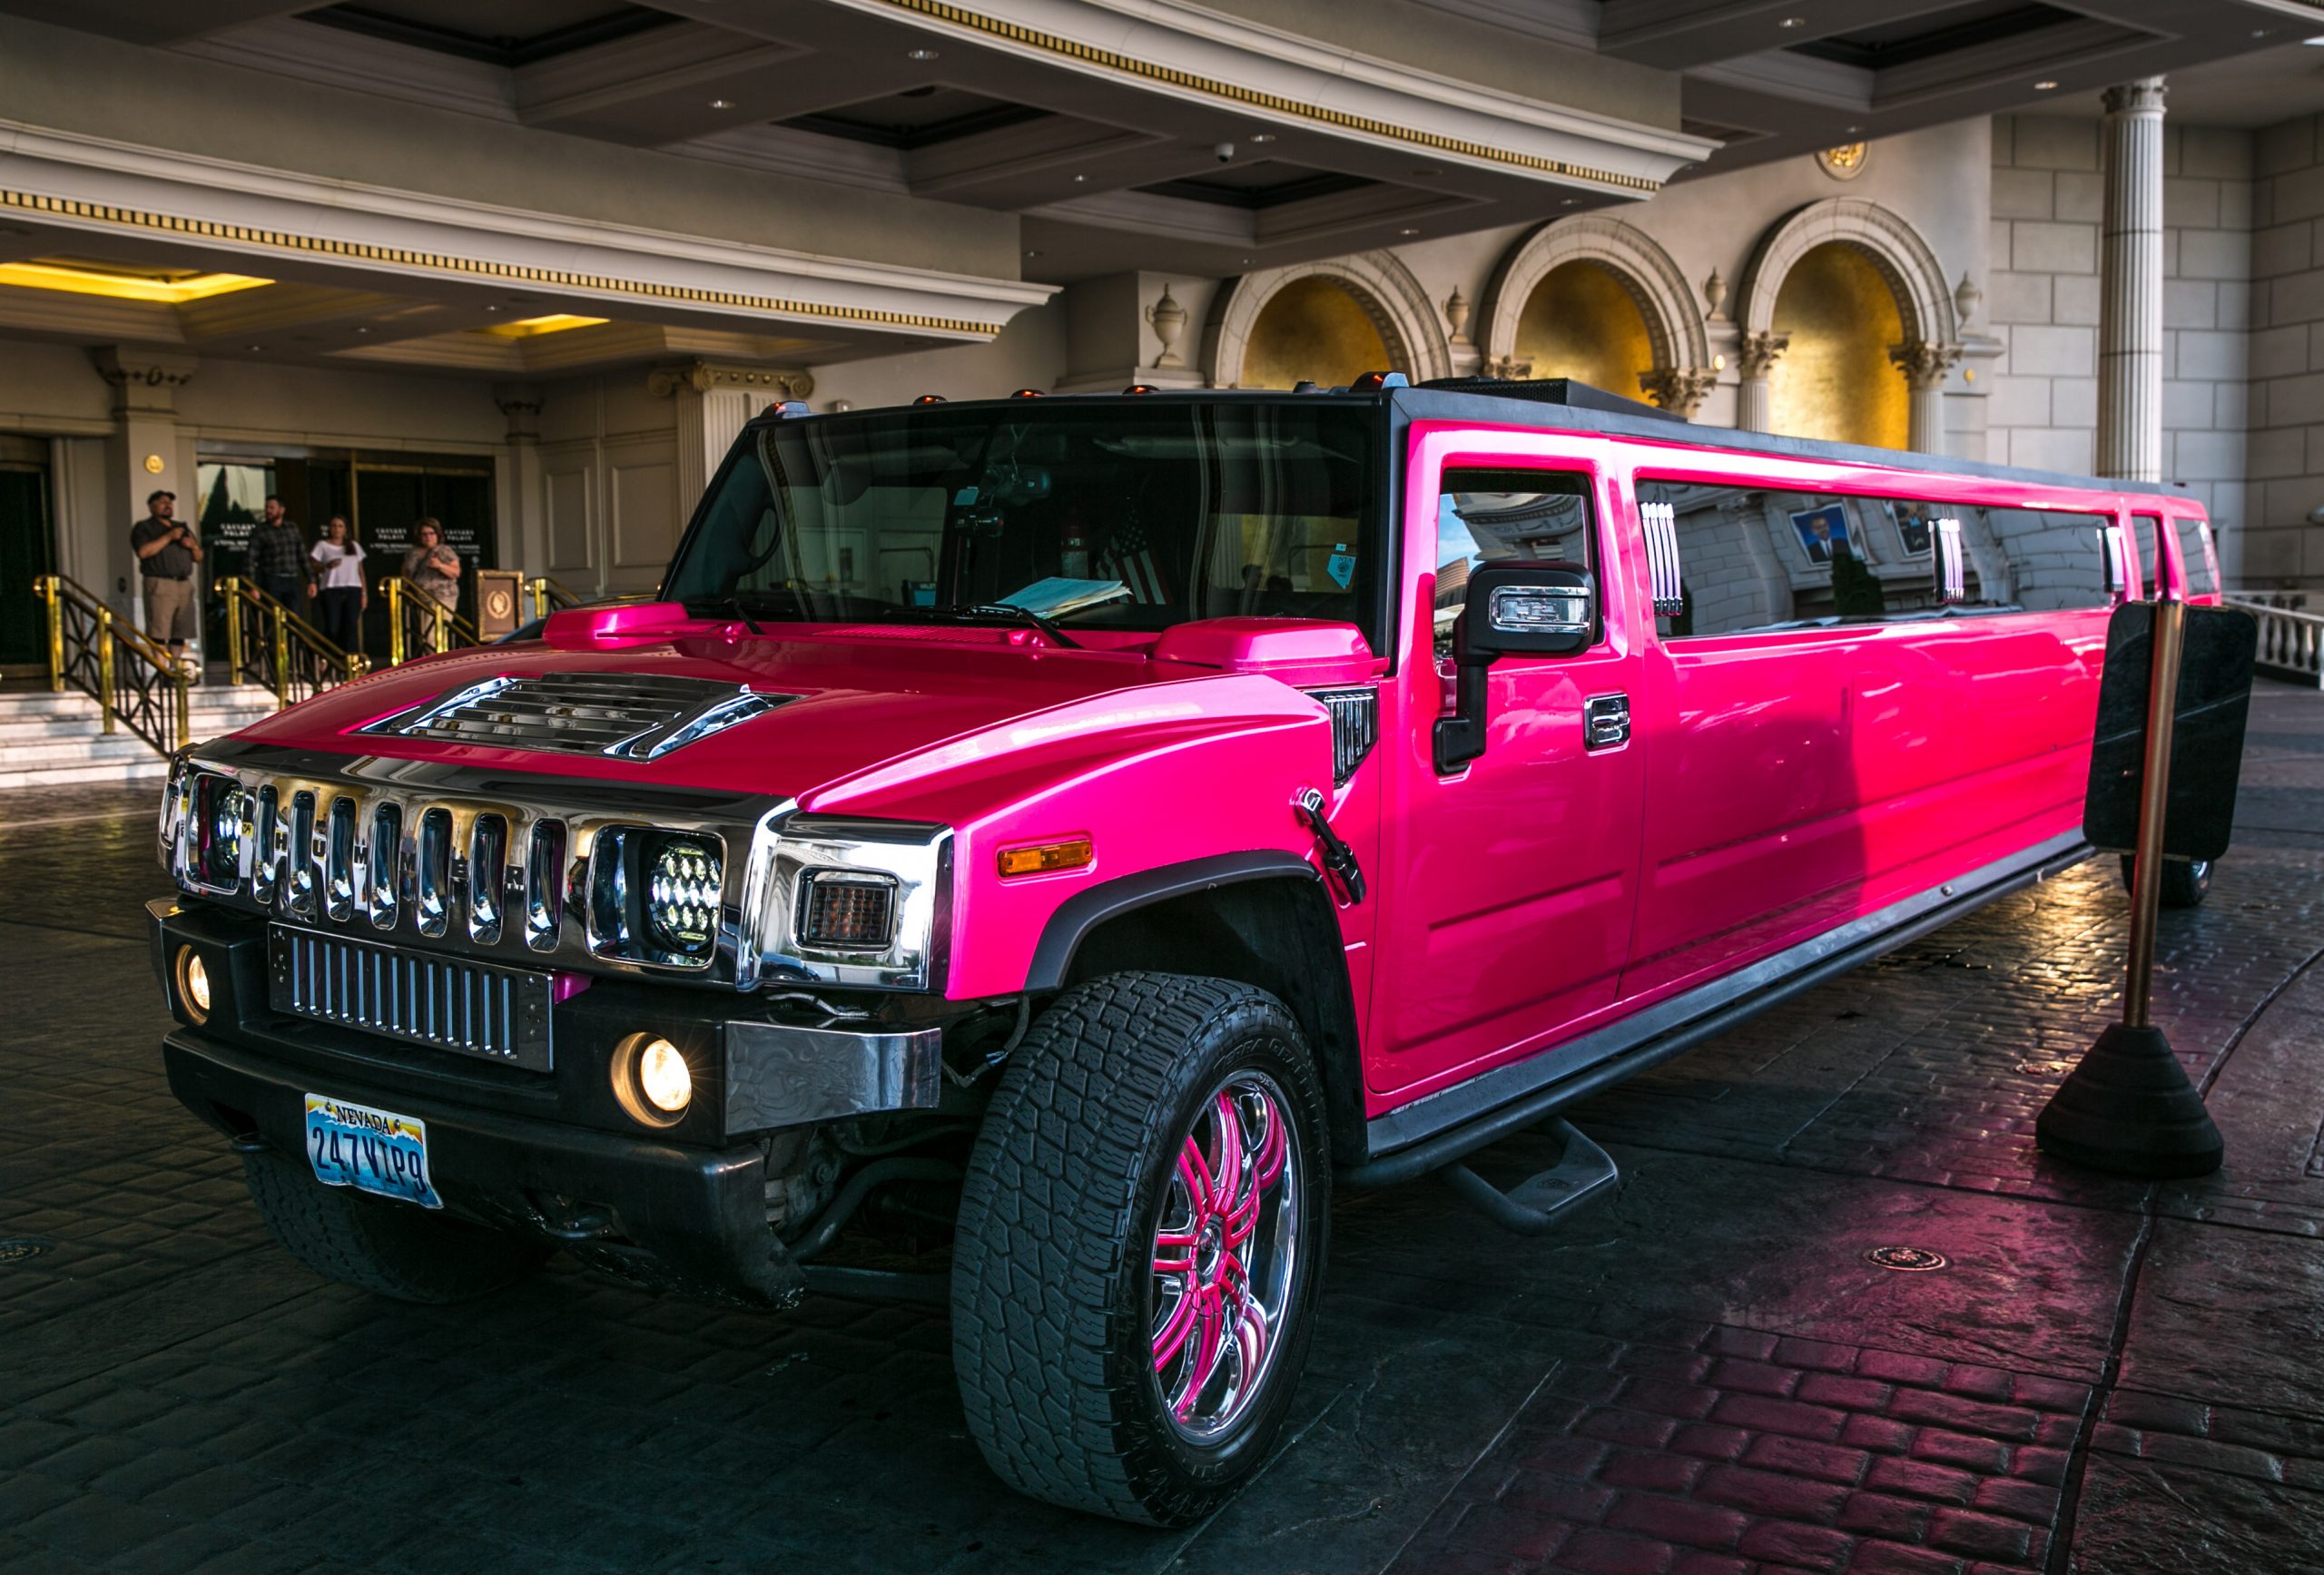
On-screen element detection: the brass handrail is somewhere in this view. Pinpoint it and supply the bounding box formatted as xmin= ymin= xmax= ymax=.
xmin=381 ymin=577 xmax=480 ymax=664
xmin=33 ymin=572 xmax=192 ymax=753
xmin=525 ymin=575 xmax=589 ymax=623
xmin=215 ymin=576 xmax=369 ymax=707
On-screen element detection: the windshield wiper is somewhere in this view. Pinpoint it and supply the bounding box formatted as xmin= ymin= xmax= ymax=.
xmin=687 ymin=593 xmax=764 ymax=635
xmin=881 ymin=603 xmax=1080 ymax=648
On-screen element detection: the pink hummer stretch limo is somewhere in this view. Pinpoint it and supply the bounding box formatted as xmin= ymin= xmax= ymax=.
xmin=150 ymin=378 xmax=2220 ymax=1524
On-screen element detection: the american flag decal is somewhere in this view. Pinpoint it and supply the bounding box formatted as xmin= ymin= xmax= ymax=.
xmin=1098 ymin=523 xmax=1171 ymax=604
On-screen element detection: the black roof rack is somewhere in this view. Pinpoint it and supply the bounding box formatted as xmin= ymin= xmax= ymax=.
xmin=1415 ymin=376 xmax=1681 ymax=423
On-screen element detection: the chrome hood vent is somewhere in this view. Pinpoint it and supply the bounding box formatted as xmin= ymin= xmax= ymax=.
xmin=363 ymin=672 xmax=794 ymax=761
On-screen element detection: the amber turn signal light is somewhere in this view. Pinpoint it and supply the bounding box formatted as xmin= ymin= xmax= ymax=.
xmin=998 ymin=838 xmax=1093 ymax=878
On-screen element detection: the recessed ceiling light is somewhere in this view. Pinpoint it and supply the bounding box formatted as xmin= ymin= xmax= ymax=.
xmin=1250 ymin=133 xmax=1276 ymax=144
xmin=482 ymin=305 xmax=500 ymax=313
xmin=2252 ymin=28 xmax=2270 ymax=37
xmin=246 ymin=343 xmax=262 ymax=351
xmin=353 ymin=326 xmax=371 ymax=334
xmin=2034 ymin=80 xmax=2059 ymax=90
xmin=1240 ymin=257 xmax=1253 ymax=264
xmin=1398 ymin=227 xmax=1421 ymax=236
xmin=1024 ymin=249 xmax=1041 ymax=258
xmin=1072 ymin=173 xmax=1088 ymax=182
xmin=907 ymin=46 xmax=939 ymax=60
xmin=1845 ymin=124 xmax=1863 ymax=133
xmin=707 ymin=98 xmax=735 ymax=110
xmin=1560 ymin=197 xmax=1578 ymax=206
xmin=1777 ymin=15 xmax=1805 ymax=27
xmin=2307 ymin=35 xmax=2324 ymax=45
xmin=1412 ymin=165 xmax=1443 ymax=178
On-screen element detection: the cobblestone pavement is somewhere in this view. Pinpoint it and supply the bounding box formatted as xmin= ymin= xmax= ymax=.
xmin=3 ymin=685 xmax=2321 ymax=1574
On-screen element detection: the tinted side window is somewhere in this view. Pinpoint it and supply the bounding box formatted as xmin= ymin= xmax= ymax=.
xmin=2174 ymin=516 xmax=2220 ymax=595
xmin=2133 ymin=514 xmax=2163 ymax=596
xmin=1434 ymin=468 xmax=1595 ymax=658
xmin=1639 ymin=477 xmax=2117 ymax=637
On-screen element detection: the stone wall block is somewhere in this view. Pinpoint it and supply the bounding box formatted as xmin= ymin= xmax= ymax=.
xmin=2054 ymin=273 xmax=2102 ymax=325
xmin=2014 ymin=323 xmax=2097 ymax=378
xmin=2162 ymin=379 xmax=2216 ymax=430
xmin=2176 ymin=427 xmax=2245 ymax=480
xmin=2256 ymin=116 xmax=2319 ymax=179
xmin=2220 ymin=181 xmax=2254 ymax=232
xmin=2014 ymin=221 xmax=2098 ymax=274
xmin=2181 ymin=125 xmax=2256 ymax=182
xmin=2270 ymin=267 xmax=2324 ymax=326
xmin=1985 ymin=374 xmax=2051 ymax=427
xmin=2263 ymin=369 xmax=2324 ymax=428
xmin=2175 ymin=329 xmax=2247 ymax=382
xmin=2246 ymin=425 xmax=2306 ymax=478
xmin=1988 ymin=271 xmax=2053 ymax=324
xmin=1992 ymin=168 xmax=2055 ymax=221
xmin=2219 ymin=279 xmax=2254 ymax=333
xmin=2011 ymin=428 xmax=2094 ymax=473
xmin=2215 ymin=378 xmax=2249 ymax=432
xmin=2053 ymin=376 xmax=2097 ymax=428
xmin=2054 ymin=171 xmax=2105 ymax=223
xmin=2179 ymin=228 xmax=2251 ymax=281
xmin=2241 ymin=526 xmax=2301 ymax=578
xmin=2163 ymin=177 xmax=2220 ymax=230
xmin=2269 ymin=162 xmax=2324 ymax=223
xmin=2254 ymin=221 xmax=2314 ymax=281
xmin=2014 ymin=116 xmax=2102 ymax=171
xmin=2163 ymin=279 xmax=2217 ymax=330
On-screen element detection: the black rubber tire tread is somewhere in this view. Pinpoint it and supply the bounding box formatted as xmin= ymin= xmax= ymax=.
xmin=2118 ymin=854 xmax=2213 ymax=910
xmin=950 ymin=971 xmax=1329 ymax=1526
xmin=241 ymin=1150 xmax=548 ymax=1304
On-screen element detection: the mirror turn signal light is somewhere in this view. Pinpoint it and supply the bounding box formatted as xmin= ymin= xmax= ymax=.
xmin=998 ymin=838 xmax=1094 ymax=878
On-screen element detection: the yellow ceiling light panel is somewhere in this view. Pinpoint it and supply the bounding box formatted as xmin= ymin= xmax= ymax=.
xmin=477 ymin=313 xmax=610 ymax=340
xmin=0 ymin=260 xmax=272 ymax=302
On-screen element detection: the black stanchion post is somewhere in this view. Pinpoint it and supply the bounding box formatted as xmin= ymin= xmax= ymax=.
xmin=2036 ymin=594 xmax=2223 ymax=1178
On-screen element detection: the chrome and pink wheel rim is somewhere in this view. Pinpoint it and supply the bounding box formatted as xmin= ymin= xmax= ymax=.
xmin=1149 ymin=1069 xmax=1302 ymax=1443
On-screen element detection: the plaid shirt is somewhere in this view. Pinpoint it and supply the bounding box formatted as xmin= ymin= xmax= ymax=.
xmin=247 ymin=520 xmax=308 ymax=580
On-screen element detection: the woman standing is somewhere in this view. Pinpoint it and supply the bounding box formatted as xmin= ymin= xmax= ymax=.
xmin=308 ymin=516 xmax=367 ymax=655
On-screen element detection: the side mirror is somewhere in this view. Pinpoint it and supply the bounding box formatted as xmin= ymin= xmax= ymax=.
xmin=1434 ymin=564 xmax=1594 ymax=773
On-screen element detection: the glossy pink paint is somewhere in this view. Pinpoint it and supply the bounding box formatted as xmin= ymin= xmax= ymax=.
xmin=220 ymin=419 xmax=2211 ymax=1126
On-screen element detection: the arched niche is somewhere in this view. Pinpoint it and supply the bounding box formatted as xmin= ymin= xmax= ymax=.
xmin=1480 ymin=215 xmax=1711 ymax=402
xmin=1769 ymin=241 xmax=1909 ymax=449
xmin=1205 ymin=252 xmax=1450 ymax=389
xmin=1735 ymin=197 xmax=1958 ymax=349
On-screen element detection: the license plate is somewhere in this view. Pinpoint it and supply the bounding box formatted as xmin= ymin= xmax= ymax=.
xmin=303 ymin=1094 xmax=443 ymax=1210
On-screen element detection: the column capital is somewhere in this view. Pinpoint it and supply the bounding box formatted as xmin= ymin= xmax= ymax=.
xmin=1887 ymin=340 xmax=1964 ymax=392
xmin=1637 ymin=366 xmax=1718 ymax=418
xmin=1735 ymin=331 xmax=1789 ymax=380
xmin=2102 ymin=77 xmax=2167 ymax=118
xmin=645 ymin=359 xmax=814 ymax=400
xmin=91 ymin=346 xmax=197 ymax=414
xmin=492 ymin=381 xmax=544 ymax=440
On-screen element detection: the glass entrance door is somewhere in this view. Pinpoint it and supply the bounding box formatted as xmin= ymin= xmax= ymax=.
xmin=0 ymin=459 xmax=54 ymax=669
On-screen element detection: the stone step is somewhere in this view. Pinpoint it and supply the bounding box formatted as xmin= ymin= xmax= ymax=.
xmin=0 ymin=757 xmax=178 ymax=791
xmin=0 ymin=704 xmax=277 ymax=739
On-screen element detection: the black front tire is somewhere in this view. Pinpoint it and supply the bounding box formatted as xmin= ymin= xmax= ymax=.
xmin=241 ymin=1150 xmax=548 ymax=1304
xmin=950 ymin=972 xmax=1331 ymax=1526
xmin=2118 ymin=854 xmax=2213 ymax=910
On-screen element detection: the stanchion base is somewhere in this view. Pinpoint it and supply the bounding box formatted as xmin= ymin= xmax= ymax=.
xmin=2035 ymin=1023 xmax=2223 ymax=1178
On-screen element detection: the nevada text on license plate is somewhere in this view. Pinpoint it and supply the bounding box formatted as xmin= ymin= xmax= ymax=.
xmin=304 ymin=1094 xmax=443 ymax=1210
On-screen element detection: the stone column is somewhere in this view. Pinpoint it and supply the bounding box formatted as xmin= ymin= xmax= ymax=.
xmin=647 ymin=360 xmax=813 ymax=516
xmin=1734 ymin=332 xmax=1788 ymax=432
xmin=2098 ymin=77 xmax=2166 ymax=482
xmin=1888 ymin=341 xmax=1963 ymax=455
xmin=1637 ymin=366 xmax=1718 ymax=419
xmin=493 ymin=383 xmax=546 ymax=582
xmin=91 ymin=347 xmax=197 ymax=626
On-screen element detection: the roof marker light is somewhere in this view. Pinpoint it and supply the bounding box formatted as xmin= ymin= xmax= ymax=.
xmin=1009 ymin=388 xmax=1047 ymax=399
xmin=912 ymin=393 xmax=948 ymax=405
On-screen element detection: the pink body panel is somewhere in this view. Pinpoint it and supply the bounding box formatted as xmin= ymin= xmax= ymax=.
xmin=220 ymin=419 xmax=2211 ymax=1133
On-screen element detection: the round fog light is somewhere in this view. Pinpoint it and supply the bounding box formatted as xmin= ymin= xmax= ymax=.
xmin=176 ymin=947 xmax=212 ymax=1022
xmin=612 ymin=1032 xmax=693 ymax=1127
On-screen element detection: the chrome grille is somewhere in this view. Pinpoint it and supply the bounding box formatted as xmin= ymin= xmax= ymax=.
xmin=363 ymin=672 xmax=793 ymax=760
xmin=270 ymin=925 xmax=552 ymax=1071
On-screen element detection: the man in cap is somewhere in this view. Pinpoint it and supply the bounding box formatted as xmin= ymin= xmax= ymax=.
xmin=130 ymin=489 xmax=202 ymax=667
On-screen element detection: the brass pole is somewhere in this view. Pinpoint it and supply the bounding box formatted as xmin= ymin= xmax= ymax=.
xmin=44 ymin=578 xmax=64 ymax=693
xmin=222 ymin=577 xmax=246 ymax=684
xmin=387 ymin=579 xmax=405 ymax=665
xmin=271 ymin=604 xmax=290 ymax=709
xmin=173 ymin=664 xmax=191 ymax=750
xmin=96 ymin=606 xmax=116 ymax=734
xmin=2122 ymin=596 xmax=2186 ymax=1030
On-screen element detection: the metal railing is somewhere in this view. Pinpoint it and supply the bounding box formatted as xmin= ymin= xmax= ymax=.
xmin=2225 ymin=594 xmax=2324 ymax=688
xmin=382 ymin=577 xmax=480 ymax=664
xmin=216 ymin=576 xmax=369 ymax=707
xmin=33 ymin=573 xmax=191 ymax=754
xmin=525 ymin=575 xmax=590 ymax=623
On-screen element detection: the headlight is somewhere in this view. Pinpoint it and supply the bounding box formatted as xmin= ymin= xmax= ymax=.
xmin=739 ymin=815 xmax=949 ymax=991
xmin=646 ymin=836 xmax=722 ymax=957
xmin=204 ymin=782 xmax=245 ymax=887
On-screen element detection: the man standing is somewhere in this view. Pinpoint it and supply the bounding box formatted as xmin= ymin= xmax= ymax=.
xmin=130 ymin=489 xmax=202 ymax=668
xmin=246 ymin=494 xmax=307 ymax=610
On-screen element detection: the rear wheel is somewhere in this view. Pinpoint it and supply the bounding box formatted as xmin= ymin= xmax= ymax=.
xmin=2118 ymin=854 xmax=2213 ymax=910
xmin=241 ymin=1150 xmax=547 ymax=1304
xmin=950 ymin=973 xmax=1329 ymax=1525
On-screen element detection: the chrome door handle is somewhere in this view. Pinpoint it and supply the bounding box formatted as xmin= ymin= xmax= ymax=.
xmin=1583 ymin=694 xmax=1630 ymax=750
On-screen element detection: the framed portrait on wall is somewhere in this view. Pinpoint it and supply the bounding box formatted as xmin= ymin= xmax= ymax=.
xmin=1888 ymin=501 xmax=1935 ymax=557
xmin=1788 ymin=503 xmax=1853 ymax=566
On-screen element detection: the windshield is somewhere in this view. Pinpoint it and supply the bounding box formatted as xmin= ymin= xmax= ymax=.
xmin=662 ymin=399 xmax=1381 ymax=647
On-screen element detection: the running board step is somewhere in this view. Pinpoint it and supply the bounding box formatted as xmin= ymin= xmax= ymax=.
xmin=1437 ymin=1119 xmax=1620 ymax=1235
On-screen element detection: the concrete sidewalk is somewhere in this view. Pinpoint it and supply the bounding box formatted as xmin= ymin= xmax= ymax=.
xmin=1 ymin=685 xmax=2319 ymax=1574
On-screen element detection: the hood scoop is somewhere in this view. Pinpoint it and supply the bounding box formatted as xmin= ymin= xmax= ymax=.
xmin=361 ymin=672 xmax=796 ymax=761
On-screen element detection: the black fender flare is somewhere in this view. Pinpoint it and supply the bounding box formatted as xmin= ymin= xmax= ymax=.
xmin=1021 ymin=850 xmax=1319 ymax=991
